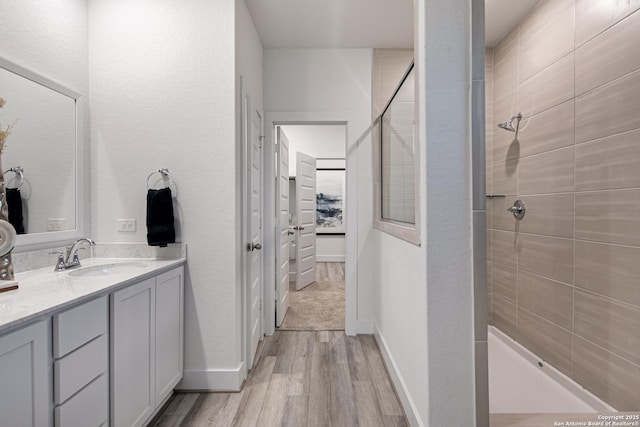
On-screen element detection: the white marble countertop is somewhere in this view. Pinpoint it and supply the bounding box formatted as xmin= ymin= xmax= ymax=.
xmin=0 ymin=256 xmax=186 ymax=334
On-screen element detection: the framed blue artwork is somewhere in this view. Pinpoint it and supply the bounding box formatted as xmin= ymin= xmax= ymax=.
xmin=316 ymin=168 xmax=345 ymax=235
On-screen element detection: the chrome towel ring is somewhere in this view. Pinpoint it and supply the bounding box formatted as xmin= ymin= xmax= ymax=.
xmin=146 ymin=168 xmax=173 ymax=190
xmin=3 ymin=167 xmax=24 ymax=190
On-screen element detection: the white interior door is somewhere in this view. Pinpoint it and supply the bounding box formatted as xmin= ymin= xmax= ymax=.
xmin=247 ymin=108 xmax=263 ymax=367
xmin=295 ymin=152 xmax=317 ymax=290
xmin=276 ymin=127 xmax=290 ymax=326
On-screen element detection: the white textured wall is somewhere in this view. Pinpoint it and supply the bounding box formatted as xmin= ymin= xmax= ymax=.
xmin=0 ymin=0 xmax=88 ymax=93
xmin=88 ymin=0 xmax=241 ymax=380
xmin=421 ymin=0 xmax=474 ymax=424
xmin=375 ymin=232 xmax=428 ymax=424
xmin=315 ymin=237 xmax=344 ymax=262
xmin=372 ymin=1 xmax=475 ymax=425
xmin=0 ymin=0 xmax=88 ymax=239
xmin=236 ymin=0 xmax=263 ymax=116
xmin=264 ymin=48 xmax=373 ymax=323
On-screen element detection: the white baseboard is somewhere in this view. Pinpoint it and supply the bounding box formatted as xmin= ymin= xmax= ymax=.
xmin=176 ymin=361 xmax=246 ymax=392
xmin=316 ymin=255 xmax=345 ymax=262
xmin=374 ymin=326 xmax=423 ymax=427
xmin=345 ymin=319 xmax=374 ymax=335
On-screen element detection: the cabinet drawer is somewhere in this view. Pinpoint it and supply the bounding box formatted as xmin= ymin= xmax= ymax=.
xmin=53 ymin=296 xmax=108 ymax=358
xmin=55 ymin=372 xmax=108 ymax=427
xmin=54 ymin=333 xmax=108 ymax=404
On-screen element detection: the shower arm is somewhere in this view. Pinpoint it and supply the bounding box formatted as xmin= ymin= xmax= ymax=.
xmin=497 ymin=112 xmax=523 ymax=134
xmin=511 ymin=113 xmax=522 ymax=132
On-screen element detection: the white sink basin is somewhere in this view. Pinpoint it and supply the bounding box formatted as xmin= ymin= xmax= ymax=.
xmin=68 ymin=262 xmax=148 ymax=277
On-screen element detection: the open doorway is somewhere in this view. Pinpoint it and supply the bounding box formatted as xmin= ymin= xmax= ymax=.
xmin=276 ymin=124 xmax=347 ymax=331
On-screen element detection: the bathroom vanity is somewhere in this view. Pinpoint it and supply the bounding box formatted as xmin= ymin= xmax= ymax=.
xmin=0 ymin=256 xmax=185 ymax=427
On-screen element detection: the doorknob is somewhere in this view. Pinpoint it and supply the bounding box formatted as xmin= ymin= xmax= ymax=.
xmin=507 ymin=200 xmax=526 ymax=220
xmin=287 ymin=230 xmax=295 ymax=235
xmin=294 ymin=226 xmax=305 ymax=231
xmin=247 ymin=242 xmax=262 ymax=251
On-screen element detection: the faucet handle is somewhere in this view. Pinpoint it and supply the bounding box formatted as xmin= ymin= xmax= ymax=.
xmin=49 ymin=250 xmax=64 ymax=259
xmin=50 ymin=251 xmax=65 ymax=272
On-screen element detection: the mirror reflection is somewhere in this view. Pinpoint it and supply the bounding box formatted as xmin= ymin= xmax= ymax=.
xmin=0 ymin=65 xmax=76 ymax=234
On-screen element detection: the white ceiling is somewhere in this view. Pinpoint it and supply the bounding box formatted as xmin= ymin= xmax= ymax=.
xmin=245 ymin=0 xmax=540 ymax=49
xmin=245 ymin=0 xmax=414 ymax=48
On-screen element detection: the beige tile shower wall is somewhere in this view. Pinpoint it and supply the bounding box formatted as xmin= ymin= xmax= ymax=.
xmin=487 ymin=0 xmax=640 ymax=411
xmin=372 ymin=49 xmax=414 ymax=118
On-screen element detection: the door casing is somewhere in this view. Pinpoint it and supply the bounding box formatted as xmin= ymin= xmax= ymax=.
xmin=262 ymin=112 xmax=363 ymax=336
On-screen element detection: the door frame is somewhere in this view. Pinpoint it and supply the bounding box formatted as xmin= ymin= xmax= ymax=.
xmin=263 ymin=111 xmax=358 ymax=336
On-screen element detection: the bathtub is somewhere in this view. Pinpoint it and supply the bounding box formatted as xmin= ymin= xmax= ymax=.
xmin=488 ymin=326 xmax=616 ymax=414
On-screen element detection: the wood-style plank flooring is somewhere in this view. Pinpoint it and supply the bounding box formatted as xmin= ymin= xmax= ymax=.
xmin=314 ymin=262 xmax=345 ymax=283
xmin=152 ymin=331 xmax=408 ymax=426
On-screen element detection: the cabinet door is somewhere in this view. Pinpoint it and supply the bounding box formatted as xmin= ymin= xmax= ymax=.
xmin=155 ymin=266 xmax=184 ymax=405
xmin=0 ymin=320 xmax=51 ymax=427
xmin=111 ymin=277 xmax=156 ymax=427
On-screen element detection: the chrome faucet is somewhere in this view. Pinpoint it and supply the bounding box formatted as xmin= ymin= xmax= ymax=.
xmin=54 ymin=238 xmax=96 ymax=272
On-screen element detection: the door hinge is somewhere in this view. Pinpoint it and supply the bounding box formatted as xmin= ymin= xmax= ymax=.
xmin=259 ymin=299 xmax=262 ymax=310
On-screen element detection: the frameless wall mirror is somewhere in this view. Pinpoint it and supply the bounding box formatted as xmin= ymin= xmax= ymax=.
xmin=0 ymin=57 xmax=85 ymax=250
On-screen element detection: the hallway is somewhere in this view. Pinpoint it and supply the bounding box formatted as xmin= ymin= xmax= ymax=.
xmin=280 ymin=262 xmax=345 ymax=331
xmin=152 ymin=330 xmax=407 ymax=426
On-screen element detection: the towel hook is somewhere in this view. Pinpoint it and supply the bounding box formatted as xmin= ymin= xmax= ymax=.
xmin=3 ymin=167 xmax=24 ymax=190
xmin=146 ymin=168 xmax=173 ymax=190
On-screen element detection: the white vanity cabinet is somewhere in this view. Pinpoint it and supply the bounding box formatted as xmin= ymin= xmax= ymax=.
xmin=53 ymin=295 xmax=109 ymax=427
xmin=111 ymin=266 xmax=184 ymax=427
xmin=0 ymin=319 xmax=51 ymax=427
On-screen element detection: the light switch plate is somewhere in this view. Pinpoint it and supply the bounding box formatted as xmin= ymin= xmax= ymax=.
xmin=47 ymin=218 xmax=66 ymax=232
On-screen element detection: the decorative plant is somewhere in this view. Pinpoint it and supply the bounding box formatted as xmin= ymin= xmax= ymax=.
xmin=0 ymin=97 xmax=16 ymax=282
xmin=0 ymin=97 xmax=16 ymax=154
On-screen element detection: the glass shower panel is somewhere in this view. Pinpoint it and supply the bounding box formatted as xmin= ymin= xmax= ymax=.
xmin=381 ymin=66 xmax=416 ymax=224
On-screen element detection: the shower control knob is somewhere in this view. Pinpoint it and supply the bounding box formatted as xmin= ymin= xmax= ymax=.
xmin=507 ymin=200 xmax=526 ymax=220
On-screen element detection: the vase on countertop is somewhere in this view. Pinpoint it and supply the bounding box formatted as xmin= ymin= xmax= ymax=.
xmin=0 ymin=158 xmax=16 ymax=281
xmin=0 ymin=97 xmax=16 ymax=281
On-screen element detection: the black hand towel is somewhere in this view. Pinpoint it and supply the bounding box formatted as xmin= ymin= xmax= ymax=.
xmin=146 ymin=187 xmax=175 ymax=247
xmin=6 ymin=188 xmax=25 ymax=234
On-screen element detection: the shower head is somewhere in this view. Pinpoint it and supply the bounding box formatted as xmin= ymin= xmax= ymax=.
xmin=497 ymin=113 xmax=523 ymax=133
xmin=497 ymin=121 xmax=515 ymax=132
